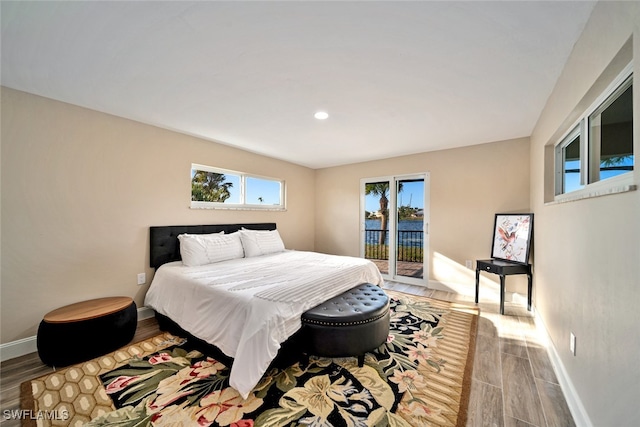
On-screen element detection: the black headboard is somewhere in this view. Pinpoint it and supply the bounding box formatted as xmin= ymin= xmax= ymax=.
xmin=150 ymin=223 xmax=277 ymax=269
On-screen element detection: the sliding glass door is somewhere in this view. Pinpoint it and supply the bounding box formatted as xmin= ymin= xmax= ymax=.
xmin=363 ymin=179 xmax=392 ymax=276
xmin=361 ymin=173 xmax=429 ymax=285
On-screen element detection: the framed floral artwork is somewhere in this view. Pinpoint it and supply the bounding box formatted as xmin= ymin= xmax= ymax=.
xmin=491 ymin=213 xmax=533 ymax=264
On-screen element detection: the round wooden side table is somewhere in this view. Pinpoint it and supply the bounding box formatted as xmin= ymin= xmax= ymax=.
xmin=37 ymin=296 xmax=137 ymax=367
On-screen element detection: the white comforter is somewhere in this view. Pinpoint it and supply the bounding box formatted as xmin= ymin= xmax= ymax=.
xmin=144 ymin=250 xmax=384 ymax=399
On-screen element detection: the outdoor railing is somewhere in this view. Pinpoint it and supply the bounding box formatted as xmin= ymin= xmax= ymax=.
xmin=364 ymin=229 xmax=423 ymax=262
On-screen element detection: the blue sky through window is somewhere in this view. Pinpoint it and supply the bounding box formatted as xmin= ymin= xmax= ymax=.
xmin=600 ymin=155 xmax=634 ymax=179
xmin=246 ymin=177 xmax=281 ymax=205
xmin=365 ymin=180 xmax=424 ymax=213
xmin=563 ymin=160 xmax=582 ymax=193
xmin=564 ymin=155 xmax=633 ymax=193
xmin=191 ymin=167 xmax=282 ymax=206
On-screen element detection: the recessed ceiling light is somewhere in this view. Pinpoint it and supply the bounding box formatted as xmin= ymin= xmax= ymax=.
xmin=314 ymin=111 xmax=329 ymax=120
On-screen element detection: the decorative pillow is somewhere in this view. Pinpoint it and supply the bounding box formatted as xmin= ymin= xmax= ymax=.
xmin=239 ymin=229 xmax=285 ymax=257
xmin=178 ymin=232 xmax=245 ymax=266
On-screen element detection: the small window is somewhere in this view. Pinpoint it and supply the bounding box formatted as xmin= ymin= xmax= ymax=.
xmin=554 ymin=64 xmax=633 ymax=198
xmin=191 ymin=164 xmax=285 ymax=210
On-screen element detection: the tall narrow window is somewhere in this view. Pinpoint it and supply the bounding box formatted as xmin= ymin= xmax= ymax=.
xmin=556 ymin=126 xmax=583 ymax=195
xmin=360 ymin=174 xmax=429 ymax=286
xmin=588 ymin=75 xmax=633 ymax=183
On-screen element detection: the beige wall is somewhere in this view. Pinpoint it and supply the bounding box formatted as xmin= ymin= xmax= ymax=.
xmin=530 ymin=2 xmax=640 ymax=426
xmin=1 ymin=87 xmax=315 ymax=343
xmin=1 ymin=86 xmax=532 ymax=346
xmin=315 ymin=137 xmax=530 ymax=295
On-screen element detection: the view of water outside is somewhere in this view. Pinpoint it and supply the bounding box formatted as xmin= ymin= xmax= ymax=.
xmin=364 ymin=180 xmax=424 ymax=213
xmin=364 ymin=219 xmax=423 ymax=246
xmin=364 ymin=179 xmax=424 ymax=246
xmin=364 ymin=179 xmax=424 ymax=278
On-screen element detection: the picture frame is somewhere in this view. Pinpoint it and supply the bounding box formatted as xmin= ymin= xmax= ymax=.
xmin=490 ymin=213 xmax=533 ymax=264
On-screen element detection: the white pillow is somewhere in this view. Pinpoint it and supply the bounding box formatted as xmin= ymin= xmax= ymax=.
xmin=239 ymin=229 xmax=285 ymax=257
xmin=178 ymin=232 xmax=245 ymax=266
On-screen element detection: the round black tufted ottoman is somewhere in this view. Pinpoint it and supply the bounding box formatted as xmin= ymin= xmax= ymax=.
xmin=37 ymin=296 xmax=137 ymax=367
xmin=300 ymin=283 xmax=390 ymax=365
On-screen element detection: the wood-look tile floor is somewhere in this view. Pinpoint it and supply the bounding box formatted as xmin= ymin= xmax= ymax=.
xmin=0 ymin=284 xmax=575 ymax=427
xmin=383 ymin=282 xmax=575 ymax=427
xmin=0 ymin=318 xmax=160 ymax=427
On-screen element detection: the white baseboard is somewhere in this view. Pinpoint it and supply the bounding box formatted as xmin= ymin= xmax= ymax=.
xmin=427 ymin=279 xmax=456 ymax=292
xmin=428 ymin=279 xmax=522 ymax=303
xmin=137 ymin=306 xmax=155 ymax=320
xmin=534 ymin=311 xmax=593 ymax=427
xmin=511 ymin=291 xmax=528 ymax=305
xmin=0 ymin=336 xmax=38 ymax=363
xmin=0 ymin=306 xmax=156 ymax=363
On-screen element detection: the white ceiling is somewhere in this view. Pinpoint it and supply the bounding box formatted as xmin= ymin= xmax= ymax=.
xmin=1 ymin=1 xmax=596 ymax=169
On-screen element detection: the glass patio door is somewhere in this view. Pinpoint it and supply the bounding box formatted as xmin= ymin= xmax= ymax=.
xmin=361 ymin=174 xmax=429 ymax=286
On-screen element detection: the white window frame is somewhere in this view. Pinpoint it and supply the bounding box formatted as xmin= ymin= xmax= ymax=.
xmin=555 ymin=124 xmax=584 ymax=196
xmin=588 ymin=73 xmax=633 ymax=184
xmin=554 ymin=62 xmax=634 ymax=202
xmin=190 ymin=163 xmax=286 ymax=210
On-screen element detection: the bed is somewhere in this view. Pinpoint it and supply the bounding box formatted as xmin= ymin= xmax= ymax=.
xmin=144 ymin=223 xmax=384 ymax=399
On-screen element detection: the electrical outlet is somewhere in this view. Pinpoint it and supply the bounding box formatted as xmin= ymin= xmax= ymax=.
xmin=465 ymin=260 xmax=473 ymax=270
xmin=570 ymin=332 xmax=576 ymax=355
xmin=137 ymin=273 xmax=146 ymax=285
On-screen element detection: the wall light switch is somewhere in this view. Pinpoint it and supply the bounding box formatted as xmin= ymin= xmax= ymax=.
xmin=465 ymin=260 xmax=473 ymax=270
xmin=137 ymin=273 xmax=146 ymax=285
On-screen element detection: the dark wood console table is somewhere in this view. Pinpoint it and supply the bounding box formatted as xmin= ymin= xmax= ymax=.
xmin=475 ymin=259 xmax=532 ymax=315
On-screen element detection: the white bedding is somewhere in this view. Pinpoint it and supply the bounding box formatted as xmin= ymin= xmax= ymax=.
xmin=143 ymin=250 xmax=384 ymax=399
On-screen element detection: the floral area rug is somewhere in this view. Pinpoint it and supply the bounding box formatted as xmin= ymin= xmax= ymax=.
xmin=21 ymin=291 xmax=477 ymax=427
